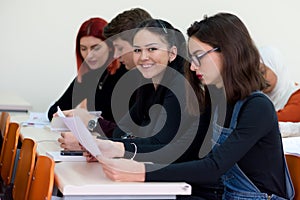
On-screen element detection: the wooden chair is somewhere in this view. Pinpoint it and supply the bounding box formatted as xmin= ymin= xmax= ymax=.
xmin=0 ymin=112 xmax=10 ymax=137
xmin=0 ymin=122 xmax=20 ymax=187
xmin=0 ymin=112 xmax=10 ymax=151
xmin=285 ymin=154 xmax=300 ymax=200
xmin=12 ymin=138 xmax=37 ymax=200
xmin=27 ymin=155 xmax=55 ymax=200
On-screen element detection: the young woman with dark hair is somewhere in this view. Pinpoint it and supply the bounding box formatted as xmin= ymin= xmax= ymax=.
xmin=94 ymin=13 xmax=294 ymax=200
xmin=59 ymin=19 xmax=202 ymax=166
xmin=54 ymin=9 xmax=153 ymax=141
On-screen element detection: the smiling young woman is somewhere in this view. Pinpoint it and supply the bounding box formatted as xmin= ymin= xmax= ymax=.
xmin=94 ymin=13 xmax=294 ymax=200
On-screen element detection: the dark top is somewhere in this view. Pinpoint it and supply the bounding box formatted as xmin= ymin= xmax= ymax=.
xmin=145 ymin=89 xmax=287 ymax=198
xmin=112 ymin=68 xmax=204 ymax=164
xmin=47 ymin=65 xmax=130 ymax=136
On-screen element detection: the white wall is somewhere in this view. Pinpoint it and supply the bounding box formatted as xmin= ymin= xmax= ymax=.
xmin=1 ymin=0 xmax=299 ymax=112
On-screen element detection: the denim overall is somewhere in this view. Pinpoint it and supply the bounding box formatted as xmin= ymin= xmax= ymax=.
xmin=212 ymin=92 xmax=294 ymax=200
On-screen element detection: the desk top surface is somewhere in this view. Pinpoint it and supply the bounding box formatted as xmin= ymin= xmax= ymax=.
xmin=11 ymin=113 xmax=192 ymax=197
xmin=0 ymin=91 xmax=32 ymax=112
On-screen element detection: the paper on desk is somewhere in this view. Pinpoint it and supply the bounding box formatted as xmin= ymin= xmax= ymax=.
xmin=22 ymin=112 xmax=50 ymax=127
xmin=56 ymin=107 xmax=101 ymax=157
xmin=282 ymin=136 xmax=300 ymax=155
xmin=279 ymin=122 xmax=300 ymax=138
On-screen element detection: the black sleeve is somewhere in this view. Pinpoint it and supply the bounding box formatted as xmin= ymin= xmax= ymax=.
xmin=112 ymin=75 xmax=211 ymax=163
xmin=128 ymin=88 xmax=182 ymax=145
xmin=47 ymin=76 xmax=90 ymax=121
xmin=96 ymin=118 xmax=117 ymax=138
xmin=112 ymin=83 xmax=183 ymax=143
xmin=123 ymin=114 xmax=206 ymax=164
xmin=145 ymin=95 xmax=279 ymax=185
xmin=47 ymin=78 xmax=76 ymax=121
xmin=120 ymin=97 xmax=211 ymax=164
xmin=112 ymin=102 xmax=140 ymax=138
xmin=118 ymin=107 xmax=210 ymax=163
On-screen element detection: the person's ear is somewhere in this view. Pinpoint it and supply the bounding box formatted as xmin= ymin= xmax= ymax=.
xmin=168 ymin=46 xmax=177 ymax=62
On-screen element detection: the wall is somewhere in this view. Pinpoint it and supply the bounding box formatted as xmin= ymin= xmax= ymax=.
xmin=0 ymin=0 xmax=299 ymax=112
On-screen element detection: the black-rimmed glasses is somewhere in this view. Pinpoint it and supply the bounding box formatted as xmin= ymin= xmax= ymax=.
xmin=190 ymin=47 xmax=219 ymax=67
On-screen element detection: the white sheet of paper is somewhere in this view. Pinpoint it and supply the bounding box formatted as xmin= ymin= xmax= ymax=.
xmin=279 ymin=122 xmax=300 ymax=138
xmin=62 ymin=116 xmax=101 ymax=157
xmin=56 ymin=106 xmax=66 ymax=118
xmin=56 ymin=106 xmax=102 ymax=157
xmin=50 ymin=117 xmax=69 ymax=131
xmin=282 ymin=136 xmax=300 ymax=155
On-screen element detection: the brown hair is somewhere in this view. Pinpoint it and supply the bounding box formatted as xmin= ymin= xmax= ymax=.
xmin=103 ymin=8 xmax=152 ymax=43
xmin=185 ymin=12 xmax=267 ymax=113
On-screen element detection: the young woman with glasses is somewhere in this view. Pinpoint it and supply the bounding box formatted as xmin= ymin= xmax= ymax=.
xmin=92 ymin=13 xmax=294 ymax=200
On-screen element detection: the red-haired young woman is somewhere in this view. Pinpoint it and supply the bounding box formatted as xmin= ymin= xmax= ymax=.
xmin=47 ymin=17 xmax=127 ymax=137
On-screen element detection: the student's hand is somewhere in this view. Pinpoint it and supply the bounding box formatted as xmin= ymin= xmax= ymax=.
xmin=52 ymin=108 xmax=75 ymax=118
xmin=83 ymin=151 xmax=98 ymax=162
xmin=53 ymin=108 xmax=94 ymax=127
xmin=58 ymin=132 xmax=81 ymax=151
xmin=94 ymin=139 xmax=125 ymax=158
xmin=97 ymin=156 xmax=146 ymax=182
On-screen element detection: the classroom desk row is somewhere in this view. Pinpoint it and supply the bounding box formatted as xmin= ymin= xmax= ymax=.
xmin=10 ymin=113 xmax=192 ymax=200
xmin=0 ymin=92 xmax=32 ymax=112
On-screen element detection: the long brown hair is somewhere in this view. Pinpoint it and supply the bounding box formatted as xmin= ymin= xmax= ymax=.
xmin=185 ymin=13 xmax=267 ymax=114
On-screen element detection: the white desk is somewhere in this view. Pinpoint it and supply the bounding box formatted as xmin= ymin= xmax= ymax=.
xmin=0 ymin=91 xmax=32 ymax=112
xmin=55 ymin=162 xmax=191 ymax=199
xmin=11 ymin=114 xmax=192 ymax=199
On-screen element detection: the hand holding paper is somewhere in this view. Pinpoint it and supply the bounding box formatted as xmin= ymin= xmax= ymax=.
xmin=57 ymin=106 xmax=102 ymax=157
xmin=52 ymin=107 xmax=102 ymax=132
xmin=56 ymin=106 xmax=66 ymax=117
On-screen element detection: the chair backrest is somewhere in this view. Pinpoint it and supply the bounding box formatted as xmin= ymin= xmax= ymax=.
xmin=0 ymin=112 xmax=11 ymax=153
xmin=0 ymin=122 xmax=20 ymax=185
xmin=12 ymin=138 xmax=37 ymax=200
xmin=0 ymin=112 xmax=10 ymax=138
xmin=285 ymin=154 xmax=300 ymax=200
xmin=27 ymin=155 xmax=55 ymax=200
